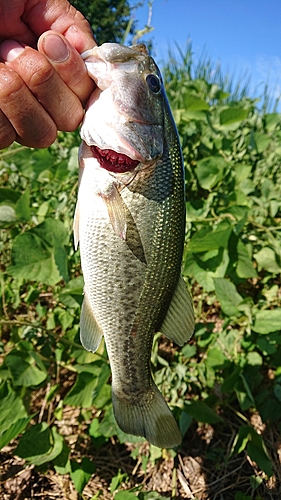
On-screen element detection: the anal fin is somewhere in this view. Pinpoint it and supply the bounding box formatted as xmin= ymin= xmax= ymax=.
xmin=160 ymin=276 xmax=194 ymax=346
xmin=80 ymin=292 xmax=103 ymax=352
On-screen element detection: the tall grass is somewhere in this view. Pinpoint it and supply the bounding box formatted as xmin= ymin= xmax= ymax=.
xmin=162 ymin=40 xmax=280 ymax=112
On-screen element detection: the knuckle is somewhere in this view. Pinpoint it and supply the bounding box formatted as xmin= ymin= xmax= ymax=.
xmin=0 ymin=66 xmax=25 ymax=101
xmin=26 ymin=57 xmax=55 ymax=90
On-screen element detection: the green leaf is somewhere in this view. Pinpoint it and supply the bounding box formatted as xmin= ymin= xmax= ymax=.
xmin=64 ymin=371 xmax=98 ymax=407
xmin=235 ymin=373 xmax=255 ymax=410
xmin=252 ymin=309 xmax=281 ymax=334
xmin=253 ymin=132 xmax=271 ymax=153
xmin=236 ymin=239 xmax=257 ymax=278
xmin=0 ymin=382 xmax=28 ymax=436
xmin=219 ymin=106 xmax=248 ymax=128
xmin=195 ymin=156 xmax=229 ymax=190
xmin=183 ymin=92 xmax=209 ymax=111
xmin=15 ymin=423 xmax=64 ymax=466
xmin=184 ymin=400 xmax=223 ymax=424
xmin=179 ymin=411 xmax=193 ymax=436
xmin=188 ymin=225 xmax=232 ymax=252
xmin=247 ymin=430 xmax=273 ymax=477
xmin=15 ymin=188 xmax=31 ymax=221
xmin=53 ymin=441 xmax=71 ymax=474
xmin=274 ymin=384 xmax=281 ymax=402
xmin=231 ymin=425 xmax=250 ymax=455
xmin=5 ymin=350 xmax=47 ymax=386
xmin=247 ymin=352 xmax=263 ymax=366
xmin=110 ymin=469 xmax=129 ymax=493
xmin=0 ymin=187 xmax=21 ymax=205
xmin=114 ymin=492 xmax=138 ymax=500
xmin=8 ymin=218 xmax=69 ymax=285
xmin=235 ymin=164 xmax=252 ymax=184
xmin=0 ymin=205 xmax=17 ymax=226
xmin=255 ymin=247 xmax=281 ymax=274
xmin=214 ymin=278 xmax=243 ymax=316
xmin=0 ymin=416 xmax=32 ymax=450
xmin=0 ymin=188 xmax=21 ymax=226
xmin=70 ymin=457 xmax=96 ymax=494
xmin=264 ymin=112 xmax=280 ymax=131
xmin=235 ymin=493 xmax=251 ymax=500
xmin=181 ymin=344 xmax=196 ymax=358
xmin=59 ymin=276 xmax=84 ymax=308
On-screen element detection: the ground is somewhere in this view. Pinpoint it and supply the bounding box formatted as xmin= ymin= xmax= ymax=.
xmin=1 ymin=408 xmax=281 ymax=500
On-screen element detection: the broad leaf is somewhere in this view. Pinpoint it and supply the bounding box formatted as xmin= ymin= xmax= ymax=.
xmin=5 ymin=350 xmax=47 ymax=387
xmin=195 ymin=156 xmax=228 ymax=190
xmin=8 ymin=218 xmax=69 ymax=285
xmin=214 ymin=278 xmax=243 ymax=316
xmin=184 ymin=400 xmax=223 ymax=424
xmin=70 ymin=457 xmax=96 ymax=493
xmin=15 ymin=423 xmax=64 ymax=466
xmin=252 ymin=309 xmax=281 ymax=334
xmin=0 ymin=382 xmax=27 ymax=436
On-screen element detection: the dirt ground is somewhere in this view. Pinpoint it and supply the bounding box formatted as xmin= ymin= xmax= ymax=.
xmin=1 ymin=410 xmax=280 ymax=500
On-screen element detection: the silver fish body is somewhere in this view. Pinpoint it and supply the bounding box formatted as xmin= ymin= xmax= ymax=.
xmin=74 ymin=43 xmax=194 ymax=448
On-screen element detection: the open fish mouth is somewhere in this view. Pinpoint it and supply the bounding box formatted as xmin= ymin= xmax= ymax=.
xmin=91 ymin=146 xmax=140 ymax=173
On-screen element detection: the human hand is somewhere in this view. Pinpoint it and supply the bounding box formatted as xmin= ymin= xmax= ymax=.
xmin=0 ymin=0 xmax=96 ymax=149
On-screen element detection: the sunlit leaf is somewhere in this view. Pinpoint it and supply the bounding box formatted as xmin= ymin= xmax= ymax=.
xmin=5 ymin=350 xmax=47 ymax=387
xmin=219 ymin=106 xmax=248 ymax=129
xmin=195 ymin=156 xmax=228 ymax=190
xmin=255 ymin=247 xmax=281 ymax=274
xmin=214 ymin=278 xmax=243 ymax=316
xmin=7 ymin=218 xmax=69 ymax=285
xmin=252 ymin=309 xmax=281 ymax=334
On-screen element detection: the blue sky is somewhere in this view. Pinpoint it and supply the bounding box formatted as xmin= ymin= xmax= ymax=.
xmin=129 ymin=0 xmax=281 ymax=102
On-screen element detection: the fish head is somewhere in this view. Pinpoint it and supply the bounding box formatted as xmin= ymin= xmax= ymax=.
xmin=80 ymin=43 xmax=167 ymax=174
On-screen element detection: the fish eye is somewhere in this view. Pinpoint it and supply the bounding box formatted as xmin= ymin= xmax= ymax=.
xmin=146 ymin=74 xmax=161 ymax=94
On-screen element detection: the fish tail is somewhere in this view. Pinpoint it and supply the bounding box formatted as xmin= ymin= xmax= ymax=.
xmin=112 ymin=383 xmax=182 ymax=448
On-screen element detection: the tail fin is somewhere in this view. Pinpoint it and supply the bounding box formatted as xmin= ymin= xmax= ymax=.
xmin=112 ymin=383 xmax=182 ymax=448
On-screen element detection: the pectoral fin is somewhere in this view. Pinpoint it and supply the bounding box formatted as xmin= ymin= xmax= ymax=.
xmin=160 ymin=276 xmax=194 ymax=346
xmin=100 ymin=183 xmax=127 ymax=240
xmin=100 ymin=184 xmax=146 ymax=263
xmin=80 ymin=292 xmax=103 ymax=352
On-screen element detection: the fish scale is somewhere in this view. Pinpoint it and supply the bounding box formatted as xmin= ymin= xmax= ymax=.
xmin=74 ymin=43 xmax=194 ymax=448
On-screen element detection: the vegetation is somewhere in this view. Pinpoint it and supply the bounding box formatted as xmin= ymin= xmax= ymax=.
xmin=69 ymin=0 xmax=134 ymax=44
xmin=1 ymin=41 xmax=281 ymax=500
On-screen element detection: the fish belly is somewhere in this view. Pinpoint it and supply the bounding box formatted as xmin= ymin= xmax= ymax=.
xmin=77 ymin=162 xmax=183 ymax=448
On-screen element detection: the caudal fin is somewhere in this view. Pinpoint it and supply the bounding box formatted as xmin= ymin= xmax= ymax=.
xmin=112 ymin=383 xmax=182 ymax=448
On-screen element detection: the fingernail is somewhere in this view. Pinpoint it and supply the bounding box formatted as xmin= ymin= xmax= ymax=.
xmin=42 ymin=33 xmax=69 ymax=63
xmin=0 ymin=40 xmax=25 ymax=62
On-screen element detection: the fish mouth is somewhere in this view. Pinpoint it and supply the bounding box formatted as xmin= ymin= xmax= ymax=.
xmin=91 ymin=146 xmax=140 ymax=173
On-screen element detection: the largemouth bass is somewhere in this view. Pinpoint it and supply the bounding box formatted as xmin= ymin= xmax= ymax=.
xmin=74 ymin=43 xmax=194 ymax=448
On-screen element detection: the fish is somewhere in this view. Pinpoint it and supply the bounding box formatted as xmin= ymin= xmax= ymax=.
xmin=74 ymin=43 xmax=194 ymax=448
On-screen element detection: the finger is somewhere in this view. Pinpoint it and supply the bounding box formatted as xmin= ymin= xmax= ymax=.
xmin=0 ymin=64 xmax=57 ymax=148
xmin=0 ymin=41 xmax=84 ymax=132
xmin=0 ymin=109 xmax=17 ymax=149
xmin=25 ymin=0 xmax=96 ymax=53
xmin=38 ymin=31 xmax=95 ymax=105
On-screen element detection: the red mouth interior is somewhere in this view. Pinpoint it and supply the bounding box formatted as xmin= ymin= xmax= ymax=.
xmin=91 ymin=146 xmax=140 ymax=173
